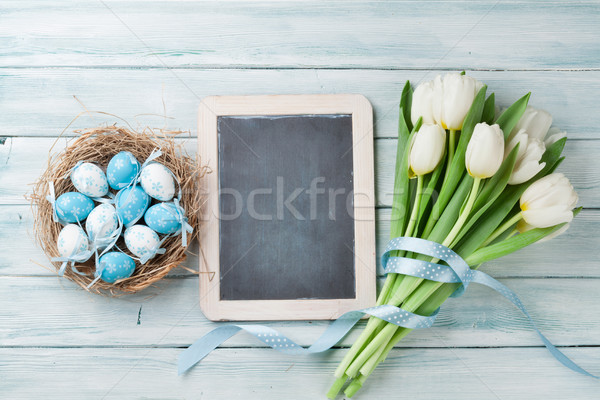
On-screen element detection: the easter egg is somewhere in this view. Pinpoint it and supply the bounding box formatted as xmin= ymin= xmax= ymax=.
xmin=71 ymin=162 xmax=109 ymax=198
xmin=124 ymin=225 xmax=161 ymax=260
xmin=115 ymin=185 xmax=150 ymax=227
xmin=144 ymin=202 xmax=181 ymax=234
xmin=85 ymin=204 xmax=119 ymax=244
xmin=55 ymin=192 xmax=94 ymax=223
xmin=140 ymin=163 xmax=176 ymax=201
xmin=57 ymin=224 xmax=89 ymax=257
xmin=107 ymin=151 xmax=140 ymax=190
xmin=98 ymin=252 xmax=136 ymax=283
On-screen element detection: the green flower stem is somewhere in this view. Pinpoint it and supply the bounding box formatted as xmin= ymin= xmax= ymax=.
xmin=444 ymin=129 xmax=458 ymax=183
xmin=333 ymin=177 xmax=424 ymax=379
xmin=359 ymin=328 xmax=411 ymax=378
xmin=354 ymin=278 xmax=463 ymax=393
xmin=344 ymin=177 xmax=482 ymax=378
xmin=344 ymin=377 xmax=364 ymax=398
xmin=385 ymin=176 xmax=481 ymax=307
xmin=326 ymin=374 xmax=348 ymax=399
xmin=442 ymin=177 xmax=481 ymax=249
xmin=346 ymin=322 xmax=397 ymax=377
xmin=479 ymin=212 xmax=523 ymax=248
xmin=404 ymin=175 xmax=424 ymax=239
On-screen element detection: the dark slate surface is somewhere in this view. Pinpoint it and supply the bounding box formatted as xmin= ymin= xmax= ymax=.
xmin=218 ymin=115 xmax=356 ymax=300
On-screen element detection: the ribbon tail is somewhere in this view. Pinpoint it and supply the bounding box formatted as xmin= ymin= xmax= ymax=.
xmin=471 ymin=270 xmax=598 ymax=379
xmin=58 ymin=261 xmax=68 ymax=276
xmin=179 ymin=326 xmax=242 ymax=375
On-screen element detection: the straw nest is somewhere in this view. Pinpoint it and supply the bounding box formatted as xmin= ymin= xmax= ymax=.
xmin=29 ymin=125 xmax=208 ymax=295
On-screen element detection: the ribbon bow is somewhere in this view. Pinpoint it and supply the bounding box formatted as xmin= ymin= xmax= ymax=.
xmin=86 ymin=216 xmax=124 ymax=288
xmin=170 ymin=198 xmax=193 ymax=247
xmin=177 ymin=237 xmax=597 ymax=379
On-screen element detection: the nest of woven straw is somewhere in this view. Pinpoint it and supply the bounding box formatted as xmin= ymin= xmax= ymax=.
xmin=29 ymin=125 xmax=208 ymax=295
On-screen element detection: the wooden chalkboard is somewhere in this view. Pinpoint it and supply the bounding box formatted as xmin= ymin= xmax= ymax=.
xmin=198 ymin=94 xmax=375 ymax=321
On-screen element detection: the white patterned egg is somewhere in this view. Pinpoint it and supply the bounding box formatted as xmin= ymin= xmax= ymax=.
xmin=124 ymin=225 xmax=161 ymax=260
xmin=98 ymin=252 xmax=136 ymax=283
xmin=107 ymin=151 xmax=140 ymax=190
xmin=144 ymin=202 xmax=181 ymax=234
xmin=57 ymin=224 xmax=89 ymax=257
xmin=85 ymin=204 xmax=119 ymax=244
xmin=140 ymin=163 xmax=176 ymax=201
xmin=55 ymin=192 xmax=95 ymax=223
xmin=115 ymin=185 xmax=150 ymax=227
xmin=71 ymin=162 xmax=109 ymax=198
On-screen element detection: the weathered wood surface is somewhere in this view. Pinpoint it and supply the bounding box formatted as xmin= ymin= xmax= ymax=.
xmin=2 ymin=348 xmax=599 ymax=399
xmin=0 ymin=69 xmax=599 ymax=139
xmin=1 ymin=1 xmax=599 ymax=398
xmin=2 ymin=1 xmax=599 ymax=70
xmin=1 ymin=277 xmax=598 ymax=348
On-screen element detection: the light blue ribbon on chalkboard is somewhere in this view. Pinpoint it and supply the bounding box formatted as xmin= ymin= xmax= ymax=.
xmin=178 ymin=237 xmax=597 ymax=378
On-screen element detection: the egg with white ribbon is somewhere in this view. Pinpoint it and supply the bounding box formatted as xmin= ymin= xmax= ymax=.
xmin=115 ymin=185 xmax=150 ymax=227
xmin=107 ymin=151 xmax=140 ymax=190
xmin=85 ymin=204 xmax=119 ymax=246
xmin=57 ymin=224 xmax=89 ymax=258
xmin=55 ymin=192 xmax=95 ymax=223
xmin=71 ymin=162 xmax=109 ymax=198
xmin=124 ymin=225 xmax=162 ymax=263
xmin=140 ymin=163 xmax=176 ymax=201
xmin=98 ymin=252 xmax=136 ymax=283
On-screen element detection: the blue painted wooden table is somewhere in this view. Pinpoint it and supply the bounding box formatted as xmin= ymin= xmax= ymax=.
xmin=1 ymin=1 xmax=599 ymax=398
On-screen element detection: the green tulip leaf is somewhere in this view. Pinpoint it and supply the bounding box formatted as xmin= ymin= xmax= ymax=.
xmin=400 ymin=80 xmax=413 ymax=133
xmin=482 ymin=93 xmax=496 ymax=125
xmin=452 ymin=144 xmax=520 ymax=247
xmin=465 ymin=207 xmax=581 ymax=266
xmin=495 ymin=92 xmax=531 ymax=139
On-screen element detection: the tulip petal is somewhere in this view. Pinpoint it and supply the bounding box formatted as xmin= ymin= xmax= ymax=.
xmin=522 ymin=206 xmax=573 ymax=228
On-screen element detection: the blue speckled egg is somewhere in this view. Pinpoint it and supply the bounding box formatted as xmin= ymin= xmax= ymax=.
xmin=98 ymin=252 xmax=136 ymax=283
xmin=85 ymin=204 xmax=119 ymax=244
xmin=107 ymin=151 xmax=140 ymax=190
xmin=55 ymin=192 xmax=94 ymax=223
xmin=140 ymin=163 xmax=176 ymax=201
xmin=115 ymin=185 xmax=150 ymax=227
xmin=124 ymin=225 xmax=161 ymax=260
xmin=144 ymin=202 xmax=181 ymax=234
xmin=71 ymin=162 xmax=109 ymax=198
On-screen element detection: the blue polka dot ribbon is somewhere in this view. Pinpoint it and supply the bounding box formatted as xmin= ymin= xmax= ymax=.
xmin=178 ymin=237 xmax=597 ymax=378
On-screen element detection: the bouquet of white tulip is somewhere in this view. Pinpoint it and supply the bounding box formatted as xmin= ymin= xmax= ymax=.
xmin=327 ymin=72 xmax=579 ymax=398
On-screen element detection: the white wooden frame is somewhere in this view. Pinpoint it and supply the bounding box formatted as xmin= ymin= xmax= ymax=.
xmin=198 ymin=94 xmax=376 ymax=321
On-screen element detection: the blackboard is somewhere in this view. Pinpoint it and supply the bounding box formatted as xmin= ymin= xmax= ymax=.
xmin=198 ymin=94 xmax=375 ymax=321
xmin=218 ymin=114 xmax=355 ymax=301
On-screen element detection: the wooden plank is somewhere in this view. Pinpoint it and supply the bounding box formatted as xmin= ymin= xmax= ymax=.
xmin=1 ymin=347 xmax=598 ymax=399
xmin=0 ymin=69 xmax=599 ymax=139
xmin=2 ymin=1 xmax=599 ymax=70
xmin=4 ymin=204 xmax=599 ymax=278
xmin=2 ymin=136 xmax=599 ymax=207
xmin=1 ymin=277 xmax=598 ymax=347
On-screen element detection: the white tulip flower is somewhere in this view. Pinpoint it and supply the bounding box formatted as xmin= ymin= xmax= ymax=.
xmin=432 ymin=73 xmax=484 ymax=131
xmin=516 ymin=219 xmax=570 ymax=243
xmin=410 ymin=72 xmax=483 ymax=131
xmin=411 ymin=80 xmax=436 ymax=126
xmin=511 ymin=106 xmax=552 ymax=141
xmin=520 ymin=173 xmax=578 ymax=228
xmin=409 ymin=124 xmax=446 ymax=176
xmin=465 ymin=123 xmax=505 ymax=179
xmin=544 ymin=126 xmax=567 ymax=147
xmin=505 ymin=129 xmax=546 ymax=185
